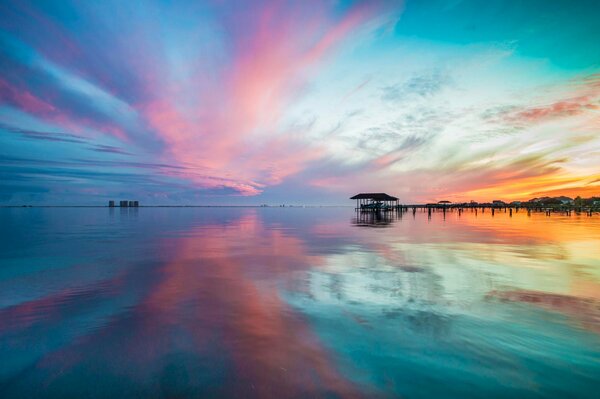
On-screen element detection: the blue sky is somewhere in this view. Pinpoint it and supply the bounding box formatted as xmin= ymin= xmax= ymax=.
xmin=1 ymin=0 xmax=599 ymax=205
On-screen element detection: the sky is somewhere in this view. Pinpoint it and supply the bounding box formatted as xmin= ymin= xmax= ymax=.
xmin=0 ymin=0 xmax=599 ymax=205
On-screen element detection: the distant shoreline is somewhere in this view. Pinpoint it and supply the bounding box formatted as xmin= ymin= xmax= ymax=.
xmin=0 ymin=205 xmax=354 ymax=208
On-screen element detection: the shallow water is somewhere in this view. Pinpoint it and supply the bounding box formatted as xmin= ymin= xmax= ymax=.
xmin=0 ymin=207 xmax=599 ymax=398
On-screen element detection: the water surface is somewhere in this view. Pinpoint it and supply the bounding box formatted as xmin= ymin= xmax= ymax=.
xmin=1 ymin=207 xmax=599 ymax=398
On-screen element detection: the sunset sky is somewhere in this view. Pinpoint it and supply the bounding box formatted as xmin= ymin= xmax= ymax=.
xmin=1 ymin=0 xmax=599 ymax=205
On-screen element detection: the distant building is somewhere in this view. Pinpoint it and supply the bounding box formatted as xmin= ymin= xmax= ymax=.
xmin=120 ymin=200 xmax=128 ymax=207
xmin=128 ymin=201 xmax=135 ymax=207
xmin=108 ymin=200 xmax=115 ymax=207
xmin=529 ymin=197 xmax=550 ymax=203
xmin=133 ymin=201 xmax=139 ymax=207
xmin=556 ymin=196 xmax=574 ymax=205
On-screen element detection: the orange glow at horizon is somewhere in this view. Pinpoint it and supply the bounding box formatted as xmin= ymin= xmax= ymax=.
xmin=455 ymin=173 xmax=600 ymax=202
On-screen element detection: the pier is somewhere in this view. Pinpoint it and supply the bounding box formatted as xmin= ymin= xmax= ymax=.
xmin=351 ymin=194 xmax=598 ymax=217
xmin=400 ymin=202 xmax=598 ymax=217
xmin=396 ymin=203 xmax=599 ymax=218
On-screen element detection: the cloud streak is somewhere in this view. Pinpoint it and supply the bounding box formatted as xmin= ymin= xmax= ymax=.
xmin=0 ymin=0 xmax=598 ymax=204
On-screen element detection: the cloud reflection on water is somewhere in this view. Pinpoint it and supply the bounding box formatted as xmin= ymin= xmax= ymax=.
xmin=0 ymin=207 xmax=599 ymax=397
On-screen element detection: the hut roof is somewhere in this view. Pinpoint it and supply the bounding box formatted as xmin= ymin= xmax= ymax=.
xmin=350 ymin=193 xmax=398 ymax=201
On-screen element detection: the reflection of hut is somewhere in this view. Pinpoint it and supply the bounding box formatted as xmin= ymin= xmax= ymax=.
xmin=353 ymin=209 xmax=396 ymax=227
xmin=350 ymin=193 xmax=399 ymax=211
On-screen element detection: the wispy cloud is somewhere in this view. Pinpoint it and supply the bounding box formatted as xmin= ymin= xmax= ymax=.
xmin=0 ymin=123 xmax=87 ymax=144
xmin=0 ymin=0 xmax=598 ymax=204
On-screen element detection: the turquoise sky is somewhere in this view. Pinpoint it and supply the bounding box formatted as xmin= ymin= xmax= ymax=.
xmin=1 ymin=0 xmax=599 ymax=204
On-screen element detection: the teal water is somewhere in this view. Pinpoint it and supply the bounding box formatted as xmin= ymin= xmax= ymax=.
xmin=0 ymin=207 xmax=599 ymax=398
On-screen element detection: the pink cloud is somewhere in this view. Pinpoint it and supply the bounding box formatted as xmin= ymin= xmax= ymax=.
xmin=139 ymin=1 xmax=392 ymax=195
xmin=0 ymin=78 xmax=130 ymax=141
xmin=0 ymin=78 xmax=55 ymax=114
xmin=507 ymin=78 xmax=600 ymax=124
xmin=512 ymin=96 xmax=598 ymax=122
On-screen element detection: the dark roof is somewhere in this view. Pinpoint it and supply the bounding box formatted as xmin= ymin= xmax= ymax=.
xmin=350 ymin=193 xmax=398 ymax=201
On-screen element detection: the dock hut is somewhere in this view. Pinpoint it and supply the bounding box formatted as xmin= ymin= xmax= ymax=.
xmin=350 ymin=193 xmax=398 ymax=211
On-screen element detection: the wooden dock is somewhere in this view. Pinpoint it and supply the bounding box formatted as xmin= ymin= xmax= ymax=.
xmin=395 ymin=203 xmax=598 ymax=217
xmin=350 ymin=193 xmax=598 ymax=217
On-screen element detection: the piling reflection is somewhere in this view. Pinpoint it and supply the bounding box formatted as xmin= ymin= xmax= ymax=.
xmin=0 ymin=207 xmax=598 ymax=398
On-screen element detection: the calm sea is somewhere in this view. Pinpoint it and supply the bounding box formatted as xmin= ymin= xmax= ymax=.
xmin=0 ymin=207 xmax=599 ymax=398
